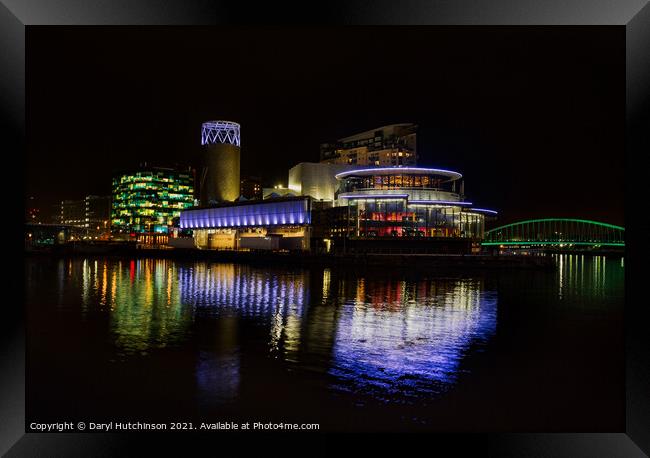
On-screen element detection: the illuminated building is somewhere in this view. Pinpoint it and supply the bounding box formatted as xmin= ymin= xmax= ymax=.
xmin=111 ymin=166 xmax=195 ymax=242
xmin=200 ymin=120 xmax=241 ymax=204
xmin=179 ymin=165 xmax=496 ymax=253
xmin=330 ymin=167 xmax=497 ymax=253
xmin=177 ymin=121 xmax=496 ymax=253
xmin=240 ymin=176 xmax=262 ymax=200
xmin=180 ymin=196 xmax=311 ymax=251
xmin=320 ymin=123 xmax=417 ymax=166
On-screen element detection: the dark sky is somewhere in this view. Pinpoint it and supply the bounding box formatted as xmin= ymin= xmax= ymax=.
xmin=26 ymin=26 xmax=624 ymax=226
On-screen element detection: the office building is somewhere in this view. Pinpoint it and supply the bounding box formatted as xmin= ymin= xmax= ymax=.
xmin=58 ymin=195 xmax=111 ymax=238
xmin=111 ymin=166 xmax=195 ymax=243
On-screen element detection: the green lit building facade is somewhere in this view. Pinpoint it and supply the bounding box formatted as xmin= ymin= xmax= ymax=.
xmin=111 ymin=166 xmax=195 ymax=239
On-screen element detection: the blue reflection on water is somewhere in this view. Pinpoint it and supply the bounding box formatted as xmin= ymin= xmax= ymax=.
xmin=176 ymin=264 xmax=499 ymax=400
xmin=329 ymin=279 xmax=498 ymax=400
xmin=178 ymin=264 xmax=307 ymax=318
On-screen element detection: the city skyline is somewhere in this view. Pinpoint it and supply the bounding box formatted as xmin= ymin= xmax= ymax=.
xmin=26 ymin=27 xmax=624 ymax=225
xmin=20 ymin=21 xmax=632 ymax=440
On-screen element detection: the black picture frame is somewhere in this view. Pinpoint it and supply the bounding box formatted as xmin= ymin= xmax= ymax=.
xmin=3 ymin=1 xmax=649 ymax=455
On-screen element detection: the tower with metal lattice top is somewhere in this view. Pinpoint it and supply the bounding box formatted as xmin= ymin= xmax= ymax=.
xmin=200 ymin=120 xmax=241 ymax=205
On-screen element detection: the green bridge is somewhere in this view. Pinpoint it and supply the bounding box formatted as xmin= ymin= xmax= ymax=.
xmin=482 ymin=218 xmax=625 ymax=248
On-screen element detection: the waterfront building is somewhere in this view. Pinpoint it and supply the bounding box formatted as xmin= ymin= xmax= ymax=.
xmin=178 ymin=121 xmax=495 ymax=254
xmin=179 ymin=165 xmax=495 ymax=254
xmin=200 ymin=120 xmax=241 ymax=204
xmin=320 ymin=123 xmax=417 ymax=166
xmin=328 ymin=167 xmax=497 ymax=253
xmin=179 ymin=196 xmax=311 ymax=251
xmin=111 ymin=166 xmax=195 ymax=243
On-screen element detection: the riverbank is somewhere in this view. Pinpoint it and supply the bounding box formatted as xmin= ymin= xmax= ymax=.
xmin=25 ymin=244 xmax=556 ymax=270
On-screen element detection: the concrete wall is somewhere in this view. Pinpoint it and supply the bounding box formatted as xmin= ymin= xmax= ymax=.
xmin=288 ymin=163 xmax=359 ymax=201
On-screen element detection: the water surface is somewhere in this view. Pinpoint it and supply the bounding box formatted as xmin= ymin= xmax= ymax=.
xmin=26 ymin=254 xmax=624 ymax=431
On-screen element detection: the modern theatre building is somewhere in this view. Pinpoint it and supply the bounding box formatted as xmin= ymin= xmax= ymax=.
xmin=176 ymin=121 xmax=496 ymax=254
xmin=178 ymin=166 xmax=495 ymax=253
xmin=327 ymin=167 xmax=497 ymax=253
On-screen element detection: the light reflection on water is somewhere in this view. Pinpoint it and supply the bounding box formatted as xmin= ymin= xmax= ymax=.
xmin=176 ymin=264 xmax=498 ymax=397
xmin=36 ymin=254 xmax=623 ymax=405
xmin=329 ymin=278 xmax=497 ymax=400
xmin=553 ymin=254 xmax=624 ymax=301
xmin=72 ymin=258 xmax=193 ymax=356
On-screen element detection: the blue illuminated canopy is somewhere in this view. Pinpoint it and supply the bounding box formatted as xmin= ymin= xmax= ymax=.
xmin=180 ymin=198 xmax=310 ymax=229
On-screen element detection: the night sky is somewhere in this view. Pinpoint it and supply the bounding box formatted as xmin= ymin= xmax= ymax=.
xmin=26 ymin=26 xmax=624 ymax=226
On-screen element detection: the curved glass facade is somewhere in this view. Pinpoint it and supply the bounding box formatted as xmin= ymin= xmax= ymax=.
xmin=335 ymin=168 xmax=493 ymax=240
xmin=338 ymin=172 xmax=454 ymax=194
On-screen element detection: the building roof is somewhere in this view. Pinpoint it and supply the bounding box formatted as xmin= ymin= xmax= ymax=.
xmin=183 ymin=195 xmax=310 ymax=212
xmin=335 ymin=167 xmax=462 ymax=181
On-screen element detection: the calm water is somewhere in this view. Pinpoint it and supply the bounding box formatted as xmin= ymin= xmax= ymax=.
xmin=26 ymin=254 xmax=625 ymax=432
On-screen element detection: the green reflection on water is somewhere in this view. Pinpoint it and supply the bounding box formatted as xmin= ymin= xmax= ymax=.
xmin=554 ymin=254 xmax=624 ymax=302
xmin=76 ymin=258 xmax=193 ymax=356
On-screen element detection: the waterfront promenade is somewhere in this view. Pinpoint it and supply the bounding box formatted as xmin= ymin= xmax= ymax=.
xmin=26 ymin=242 xmax=555 ymax=269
